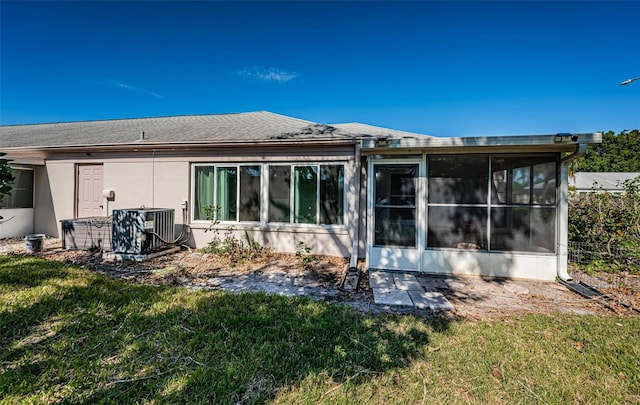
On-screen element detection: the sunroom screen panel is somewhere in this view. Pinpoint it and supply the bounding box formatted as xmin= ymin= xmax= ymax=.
xmin=428 ymin=156 xmax=488 ymax=204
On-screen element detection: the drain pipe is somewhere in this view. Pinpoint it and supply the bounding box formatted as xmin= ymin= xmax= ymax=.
xmin=557 ymin=143 xmax=588 ymax=281
xmin=350 ymin=142 xmax=362 ymax=269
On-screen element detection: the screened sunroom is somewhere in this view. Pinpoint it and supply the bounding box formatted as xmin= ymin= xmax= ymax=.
xmin=362 ymin=133 xmax=601 ymax=281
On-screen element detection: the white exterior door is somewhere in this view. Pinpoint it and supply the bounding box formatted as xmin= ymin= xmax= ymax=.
xmin=367 ymin=160 xmax=422 ymax=271
xmin=76 ymin=164 xmax=103 ymax=217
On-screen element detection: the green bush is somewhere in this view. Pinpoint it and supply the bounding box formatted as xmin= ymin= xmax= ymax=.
xmin=201 ymin=205 xmax=263 ymax=263
xmin=569 ymin=177 xmax=640 ymax=272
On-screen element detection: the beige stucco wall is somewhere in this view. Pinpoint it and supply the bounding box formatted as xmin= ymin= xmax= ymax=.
xmin=152 ymin=161 xmax=190 ymax=219
xmin=103 ymin=160 xmax=189 ymax=217
xmin=35 ymin=162 xmax=75 ymax=237
xmin=0 ymin=208 xmax=33 ymax=238
xmin=191 ymin=226 xmax=351 ymax=257
xmin=33 ymin=145 xmax=357 ymax=257
xmin=104 ymin=161 xmax=154 ymax=210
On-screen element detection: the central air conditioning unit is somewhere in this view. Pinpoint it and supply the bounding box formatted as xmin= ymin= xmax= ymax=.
xmin=111 ymin=208 xmax=175 ymax=254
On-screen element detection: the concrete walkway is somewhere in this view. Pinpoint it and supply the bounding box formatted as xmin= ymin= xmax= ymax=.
xmin=369 ymin=270 xmax=454 ymax=311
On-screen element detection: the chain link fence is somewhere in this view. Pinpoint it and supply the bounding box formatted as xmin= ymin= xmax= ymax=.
xmin=568 ymin=241 xmax=640 ymax=311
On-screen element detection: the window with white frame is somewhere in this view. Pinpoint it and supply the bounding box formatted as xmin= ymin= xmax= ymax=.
xmin=0 ymin=168 xmax=34 ymax=209
xmin=192 ymin=164 xmax=261 ymax=222
xmin=191 ymin=163 xmax=345 ymax=226
xmin=268 ymin=164 xmax=345 ymax=225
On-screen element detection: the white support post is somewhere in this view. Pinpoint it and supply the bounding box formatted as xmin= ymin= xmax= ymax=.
xmin=557 ymin=164 xmax=571 ymax=281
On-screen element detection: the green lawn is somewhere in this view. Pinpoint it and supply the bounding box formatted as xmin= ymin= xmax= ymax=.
xmin=1 ymin=255 xmax=638 ymax=404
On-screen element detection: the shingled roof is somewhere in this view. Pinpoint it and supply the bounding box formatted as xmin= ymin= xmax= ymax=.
xmin=0 ymin=111 xmax=378 ymax=149
xmin=330 ymin=122 xmax=432 ymax=140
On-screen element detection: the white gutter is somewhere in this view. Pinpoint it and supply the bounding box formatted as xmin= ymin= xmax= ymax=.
xmin=361 ymin=132 xmax=602 ymax=150
xmin=350 ymin=143 xmax=362 ymax=269
xmin=557 ymin=143 xmax=589 ymax=281
xmin=0 ymin=137 xmax=359 ymax=152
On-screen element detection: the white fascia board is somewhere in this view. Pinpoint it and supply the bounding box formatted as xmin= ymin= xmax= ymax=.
xmin=362 ymin=132 xmax=603 ymax=151
xmin=5 ymin=157 xmax=46 ymax=166
xmin=0 ymin=137 xmax=359 ymax=156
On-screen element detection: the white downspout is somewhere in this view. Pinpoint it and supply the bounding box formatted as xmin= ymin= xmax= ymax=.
xmin=350 ymin=143 xmax=362 ymax=269
xmin=557 ymin=143 xmax=588 ymax=281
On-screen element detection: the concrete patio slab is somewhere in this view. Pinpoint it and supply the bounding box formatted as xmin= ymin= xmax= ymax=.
xmin=417 ymin=276 xmax=449 ymax=291
xmin=408 ymin=291 xmax=454 ymax=311
xmin=393 ymin=273 xmax=423 ymax=291
xmin=369 ymin=271 xmax=396 ymax=289
xmin=372 ymin=288 xmax=413 ymax=306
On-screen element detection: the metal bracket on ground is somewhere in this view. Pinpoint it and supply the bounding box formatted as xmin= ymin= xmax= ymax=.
xmin=340 ymin=266 xmax=361 ymax=292
xmin=560 ymin=280 xmax=640 ymax=314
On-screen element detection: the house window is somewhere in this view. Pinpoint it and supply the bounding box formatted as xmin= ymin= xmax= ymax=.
xmin=427 ymin=156 xmax=489 ymax=249
xmin=320 ymin=165 xmax=345 ymax=225
xmin=268 ymin=166 xmax=291 ymax=223
xmin=269 ymin=164 xmax=344 ymax=225
xmin=194 ymin=166 xmax=214 ymax=221
xmin=490 ymin=156 xmax=557 ymax=252
xmin=216 ymin=167 xmax=238 ymax=221
xmin=294 ymin=166 xmax=318 ymax=224
xmin=192 ymin=164 xmax=261 ymax=222
xmin=0 ymin=168 xmax=34 ymax=209
xmin=239 ymin=166 xmax=261 ymax=222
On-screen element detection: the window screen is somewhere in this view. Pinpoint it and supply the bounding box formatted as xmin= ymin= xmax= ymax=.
xmin=428 ymin=156 xmax=488 ymax=204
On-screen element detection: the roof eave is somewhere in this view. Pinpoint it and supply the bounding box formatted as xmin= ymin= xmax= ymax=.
xmin=361 ymin=132 xmax=603 ymax=152
xmin=0 ymin=137 xmax=360 ymax=156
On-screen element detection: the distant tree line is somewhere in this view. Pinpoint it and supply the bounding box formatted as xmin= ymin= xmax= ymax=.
xmin=569 ymin=129 xmax=640 ymax=174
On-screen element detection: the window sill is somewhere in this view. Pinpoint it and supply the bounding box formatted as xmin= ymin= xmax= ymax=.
xmin=189 ymin=221 xmax=349 ymax=235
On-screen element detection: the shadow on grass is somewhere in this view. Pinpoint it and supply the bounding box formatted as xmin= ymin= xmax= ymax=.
xmin=0 ymin=255 xmax=453 ymax=404
xmin=0 ymin=255 xmax=70 ymax=288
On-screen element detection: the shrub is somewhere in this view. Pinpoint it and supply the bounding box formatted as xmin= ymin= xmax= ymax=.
xmin=569 ymin=176 xmax=640 ymax=272
xmin=295 ymin=241 xmax=318 ymax=269
xmin=201 ymin=206 xmax=263 ymax=263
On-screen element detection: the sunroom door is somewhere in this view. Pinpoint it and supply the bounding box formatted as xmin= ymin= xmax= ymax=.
xmin=369 ymin=163 xmax=420 ymax=270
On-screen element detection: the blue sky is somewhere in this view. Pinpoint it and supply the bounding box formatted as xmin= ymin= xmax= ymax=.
xmin=1 ymin=1 xmax=639 ymax=137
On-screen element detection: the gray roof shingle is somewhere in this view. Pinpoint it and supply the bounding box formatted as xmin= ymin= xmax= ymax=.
xmin=0 ymin=111 xmax=368 ymax=149
xmin=330 ymin=122 xmax=433 ymax=140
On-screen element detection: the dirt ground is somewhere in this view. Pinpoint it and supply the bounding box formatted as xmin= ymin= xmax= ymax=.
xmin=2 ymin=237 xmax=638 ymax=319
